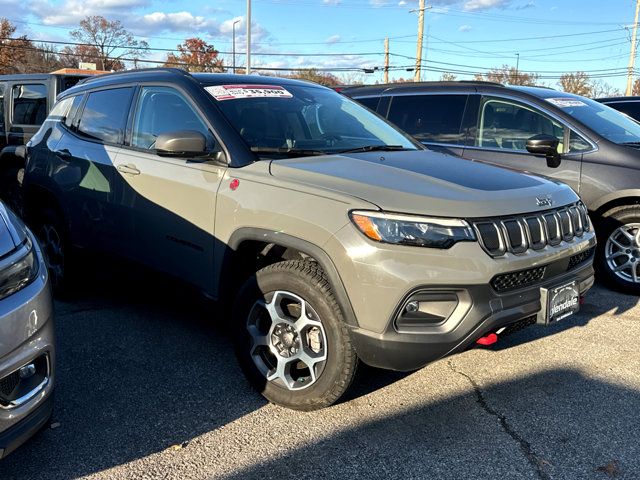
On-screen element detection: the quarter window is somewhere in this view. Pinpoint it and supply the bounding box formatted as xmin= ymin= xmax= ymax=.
xmin=12 ymin=84 xmax=47 ymax=126
xmin=64 ymin=95 xmax=84 ymax=129
xmin=131 ymin=86 xmax=210 ymax=150
xmin=387 ymin=94 xmax=468 ymax=145
xmin=477 ymin=98 xmax=566 ymax=153
xmin=77 ymin=88 xmax=133 ymax=144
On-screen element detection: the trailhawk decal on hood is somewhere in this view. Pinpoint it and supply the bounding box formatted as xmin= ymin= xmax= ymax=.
xmin=205 ymin=84 xmax=293 ymax=101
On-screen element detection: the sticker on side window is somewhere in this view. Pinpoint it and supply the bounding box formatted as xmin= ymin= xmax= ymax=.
xmin=205 ymin=84 xmax=293 ymax=101
xmin=546 ymin=98 xmax=587 ymax=108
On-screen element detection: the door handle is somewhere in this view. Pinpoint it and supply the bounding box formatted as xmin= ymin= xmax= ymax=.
xmin=54 ymin=149 xmax=71 ymax=159
xmin=116 ymin=164 xmax=141 ymax=175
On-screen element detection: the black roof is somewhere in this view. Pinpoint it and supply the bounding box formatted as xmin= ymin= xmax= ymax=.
xmin=0 ymin=73 xmax=88 ymax=81
xmin=596 ymin=96 xmax=640 ymax=103
xmin=341 ymin=81 xmax=569 ymax=100
xmin=64 ymin=68 xmax=326 ymax=97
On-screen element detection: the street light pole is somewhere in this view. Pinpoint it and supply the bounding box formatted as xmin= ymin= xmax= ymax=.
xmin=246 ymin=0 xmax=252 ymax=75
xmin=232 ymin=19 xmax=241 ymax=74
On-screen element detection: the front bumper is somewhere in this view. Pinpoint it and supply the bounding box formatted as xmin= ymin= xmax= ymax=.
xmin=348 ymin=259 xmax=594 ymax=371
xmin=0 ymin=232 xmax=54 ymax=458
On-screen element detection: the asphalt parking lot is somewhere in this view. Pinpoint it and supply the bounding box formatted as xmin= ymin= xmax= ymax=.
xmin=1 ymin=264 xmax=639 ymax=480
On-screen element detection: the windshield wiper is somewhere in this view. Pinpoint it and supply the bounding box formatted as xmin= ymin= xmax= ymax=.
xmin=250 ymin=147 xmax=326 ymax=157
xmin=336 ymin=145 xmax=412 ymax=153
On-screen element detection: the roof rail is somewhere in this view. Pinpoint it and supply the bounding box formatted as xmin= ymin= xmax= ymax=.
xmin=77 ymin=67 xmax=192 ymax=85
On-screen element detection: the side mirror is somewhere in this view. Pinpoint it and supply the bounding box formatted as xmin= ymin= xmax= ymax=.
xmin=156 ymin=130 xmax=208 ymax=157
xmin=526 ymin=134 xmax=561 ymax=168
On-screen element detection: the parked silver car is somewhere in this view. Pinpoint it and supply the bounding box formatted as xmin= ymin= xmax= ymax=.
xmin=0 ymin=202 xmax=54 ymax=458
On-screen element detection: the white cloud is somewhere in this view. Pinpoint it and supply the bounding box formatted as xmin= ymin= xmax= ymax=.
xmin=326 ymin=34 xmax=341 ymax=44
xmin=398 ymin=0 xmax=407 ymax=5
xmin=458 ymin=24 xmax=472 ymax=32
xmin=322 ymin=0 xmax=341 ymax=5
xmin=140 ymin=11 xmax=213 ymax=31
xmin=29 ymin=0 xmax=149 ymax=25
xmin=463 ymin=0 xmax=510 ymax=11
xmin=370 ymin=0 xmax=388 ymax=6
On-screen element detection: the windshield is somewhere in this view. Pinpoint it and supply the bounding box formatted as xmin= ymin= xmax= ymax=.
xmin=546 ymin=96 xmax=640 ymax=144
xmin=206 ymin=83 xmax=418 ymax=156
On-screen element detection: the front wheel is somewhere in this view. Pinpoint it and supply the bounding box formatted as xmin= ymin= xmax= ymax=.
xmin=597 ymin=205 xmax=640 ymax=295
xmin=233 ymin=260 xmax=358 ymax=410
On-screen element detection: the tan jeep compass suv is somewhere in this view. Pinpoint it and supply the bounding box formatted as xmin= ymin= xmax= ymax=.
xmin=22 ymin=69 xmax=596 ymax=410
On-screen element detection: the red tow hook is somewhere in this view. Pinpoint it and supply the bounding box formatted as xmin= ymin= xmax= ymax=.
xmin=476 ymin=333 xmax=499 ymax=346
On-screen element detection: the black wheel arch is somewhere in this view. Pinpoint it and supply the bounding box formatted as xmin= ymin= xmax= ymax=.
xmin=220 ymin=228 xmax=359 ymax=327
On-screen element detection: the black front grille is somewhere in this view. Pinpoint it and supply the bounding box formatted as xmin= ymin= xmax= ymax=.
xmin=0 ymin=371 xmax=20 ymax=397
xmin=473 ymin=202 xmax=591 ymax=257
xmin=568 ymin=246 xmax=596 ymax=271
xmin=491 ymin=266 xmax=546 ymax=292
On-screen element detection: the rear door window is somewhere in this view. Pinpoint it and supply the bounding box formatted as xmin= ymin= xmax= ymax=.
xmin=77 ymin=87 xmax=133 ymax=144
xmin=11 ymin=84 xmax=47 ymax=125
xmin=387 ymin=94 xmax=468 ymax=145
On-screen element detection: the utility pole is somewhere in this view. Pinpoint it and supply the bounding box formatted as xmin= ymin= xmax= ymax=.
xmin=246 ymin=0 xmax=252 ymax=75
xmin=626 ymin=0 xmax=640 ymax=95
xmin=384 ymin=37 xmax=389 ymax=84
xmin=515 ymin=53 xmax=520 ymax=85
xmin=232 ymin=19 xmax=241 ymax=73
xmin=413 ymin=0 xmax=426 ymax=82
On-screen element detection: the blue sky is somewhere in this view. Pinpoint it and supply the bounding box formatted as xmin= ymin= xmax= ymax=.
xmin=1 ymin=0 xmax=639 ymax=90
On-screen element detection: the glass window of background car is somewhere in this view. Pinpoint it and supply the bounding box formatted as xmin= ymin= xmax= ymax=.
xmin=548 ymin=97 xmax=640 ymax=145
xmin=77 ymin=87 xmax=133 ymax=144
xmin=0 ymin=82 xmax=5 ymax=128
xmin=477 ymin=98 xmax=565 ymax=152
xmin=356 ymin=97 xmax=380 ymax=111
xmin=606 ymin=101 xmax=640 ymax=122
xmin=64 ymin=95 xmax=84 ymax=129
xmin=212 ymin=84 xmax=415 ymax=153
xmin=132 ymin=86 xmax=211 ymax=150
xmin=11 ymin=84 xmax=47 ymax=126
xmin=387 ymin=94 xmax=467 ymax=145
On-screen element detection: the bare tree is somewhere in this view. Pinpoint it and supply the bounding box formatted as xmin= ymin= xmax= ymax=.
xmin=559 ymin=72 xmax=592 ymax=96
xmin=440 ymin=72 xmax=457 ymax=82
xmin=70 ymin=16 xmax=148 ymax=70
xmin=590 ymin=80 xmax=621 ymax=99
xmin=474 ymin=65 xmax=539 ymax=86
xmin=0 ymin=18 xmax=33 ymax=74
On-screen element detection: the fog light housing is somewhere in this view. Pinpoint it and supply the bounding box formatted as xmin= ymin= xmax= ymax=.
xmin=395 ymin=292 xmax=459 ymax=332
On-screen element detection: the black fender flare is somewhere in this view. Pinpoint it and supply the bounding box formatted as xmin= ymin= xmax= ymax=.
xmin=221 ymin=228 xmax=359 ymax=327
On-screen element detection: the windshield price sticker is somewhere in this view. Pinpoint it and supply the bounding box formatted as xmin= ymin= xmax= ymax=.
xmin=206 ymin=85 xmax=293 ymax=101
xmin=546 ymin=98 xmax=587 ymax=108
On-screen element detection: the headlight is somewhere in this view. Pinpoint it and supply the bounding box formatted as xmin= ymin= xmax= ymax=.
xmin=0 ymin=240 xmax=39 ymax=301
xmin=350 ymin=211 xmax=476 ymax=249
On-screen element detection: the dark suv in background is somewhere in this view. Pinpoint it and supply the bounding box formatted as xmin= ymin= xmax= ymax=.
xmin=597 ymin=96 xmax=640 ymax=122
xmin=344 ymin=82 xmax=640 ymax=294
xmin=0 ymin=71 xmax=98 ymax=213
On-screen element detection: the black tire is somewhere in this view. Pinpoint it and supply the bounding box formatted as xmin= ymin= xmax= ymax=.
xmin=233 ymin=260 xmax=358 ymax=410
xmin=33 ymin=207 xmax=77 ymax=297
xmin=596 ymin=204 xmax=640 ymax=295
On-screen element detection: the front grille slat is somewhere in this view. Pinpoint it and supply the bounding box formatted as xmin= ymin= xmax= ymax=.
xmin=474 ymin=202 xmax=590 ymax=257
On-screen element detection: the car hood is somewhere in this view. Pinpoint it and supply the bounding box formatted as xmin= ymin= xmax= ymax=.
xmin=269 ymin=150 xmax=579 ymax=217
xmin=0 ymin=203 xmax=28 ymax=257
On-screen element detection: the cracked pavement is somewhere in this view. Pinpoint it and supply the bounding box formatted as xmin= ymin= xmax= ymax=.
xmin=1 ymin=265 xmax=639 ymax=480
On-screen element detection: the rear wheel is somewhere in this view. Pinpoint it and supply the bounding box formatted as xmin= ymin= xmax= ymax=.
xmin=34 ymin=208 xmax=76 ymax=296
xmin=597 ymin=205 xmax=640 ymax=295
xmin=233 ymin=260 xmax=358 ymax=410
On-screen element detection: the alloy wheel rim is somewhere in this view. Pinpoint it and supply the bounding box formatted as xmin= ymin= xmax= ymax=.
xmin=40 ymin=224 xmax=65 ymax=286
xmin=605 ymin=223 xmax=640 ymax=283
xmin=246 ymin=290 xmax=327 ymax=391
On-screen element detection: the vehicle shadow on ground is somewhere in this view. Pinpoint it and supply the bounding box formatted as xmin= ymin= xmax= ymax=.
xmin=220 ymin=368 xmax=640 ymax=480
xmin=0 ymin=260 xmax=267 ymax=480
